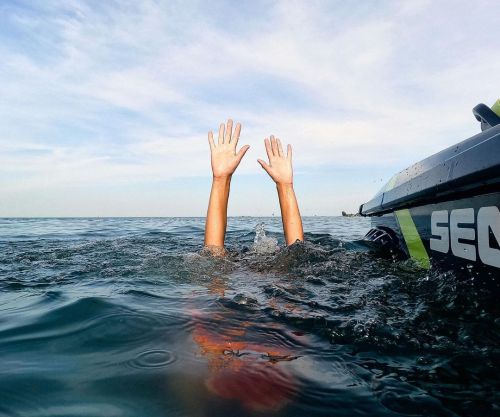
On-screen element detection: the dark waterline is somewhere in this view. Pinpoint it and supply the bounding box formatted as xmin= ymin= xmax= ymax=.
xmin=0 ymin=217 xmax=498 ymax=417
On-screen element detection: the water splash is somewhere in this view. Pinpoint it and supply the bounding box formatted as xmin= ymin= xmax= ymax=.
xmin=251 ymin=223 xmax=279 ymax=254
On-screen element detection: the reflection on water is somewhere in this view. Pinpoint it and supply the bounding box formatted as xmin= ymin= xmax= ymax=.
xmin=0 ymin=217 xmax=498 ymax=417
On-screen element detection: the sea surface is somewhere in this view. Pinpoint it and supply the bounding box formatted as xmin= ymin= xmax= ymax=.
xmin=0 ymin=217 xmax=498 ymax=417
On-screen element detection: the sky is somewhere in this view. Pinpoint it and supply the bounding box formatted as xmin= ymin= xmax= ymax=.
xmin=0 ymin=0 xmax=499 ymax=217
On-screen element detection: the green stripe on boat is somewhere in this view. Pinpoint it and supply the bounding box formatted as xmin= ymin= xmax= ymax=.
xmin=491 ymin=99 xmax=500 ymax=117
xmin=395 ymin=209 xmax=430 ymax=269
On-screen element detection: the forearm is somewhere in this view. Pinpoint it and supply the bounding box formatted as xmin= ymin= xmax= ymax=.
xmin=276 ymin=183 xmax=304 ymax=245
xmin=204 ymin=176 xmax=231 ymax=247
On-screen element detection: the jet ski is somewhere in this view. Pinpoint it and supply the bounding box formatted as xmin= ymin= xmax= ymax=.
xmin=360 ymin=100 xmax=500 ymax=279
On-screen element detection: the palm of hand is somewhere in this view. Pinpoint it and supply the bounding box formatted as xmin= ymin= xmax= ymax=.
xmin=258 ymin=136 xmax=293 ymax=185
xmin=268 ymin=157 xmax=292 ymax=184
xmin=208 ymin=120 xmax=250 ymax=179
xmin=211 ymin=146 xmax=241 ymax=178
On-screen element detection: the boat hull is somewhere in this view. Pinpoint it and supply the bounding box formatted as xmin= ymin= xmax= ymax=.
xmin=365 ymin=192 xmax=500 ymax=281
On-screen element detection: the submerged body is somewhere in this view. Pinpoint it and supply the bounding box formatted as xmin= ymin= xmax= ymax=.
xmin=200 ymin=120 xmax=305 ymax=409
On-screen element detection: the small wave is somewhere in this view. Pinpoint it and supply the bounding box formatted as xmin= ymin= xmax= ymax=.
xmin=0 ymin=297 xmax=188 ymax=350
xmin=0 ymin=387 xmax=47 ymax=417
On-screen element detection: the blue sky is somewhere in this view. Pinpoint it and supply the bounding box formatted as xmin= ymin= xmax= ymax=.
xmin=1 ymin=0 xmax=499 ymax=216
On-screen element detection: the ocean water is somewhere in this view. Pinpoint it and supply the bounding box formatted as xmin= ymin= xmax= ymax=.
xmin=0 ymin=217 xmax=498 ymax=417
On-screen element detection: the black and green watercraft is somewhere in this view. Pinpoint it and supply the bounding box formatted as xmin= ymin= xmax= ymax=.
xmin=360 ymin=100 xmax=500 ymax=280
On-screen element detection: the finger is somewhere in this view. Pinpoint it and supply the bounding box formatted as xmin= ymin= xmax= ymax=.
xmin=236 ymin=145 xmax=250 ymax=163
xmin=287 ymin=144 xmax=292 ymax=161
xmin=257 ymin=159 xmax=272 ymax=176
xmin=276 ymin=138 xmax=284 ymax=157
xmin=232 ymin=122 xmax=241 ymax=148
xmin=225 ymin=119 xmax=233 ymax=144
xmin=270 ymin=135 xmax=279 ymax=156
xmin=208 ymin=131 xmax=215 ymax=151
xmin=218 ymin=123 xmax=224 ymax=145
xmin=264 ymin=138 xmax=273 ymax=161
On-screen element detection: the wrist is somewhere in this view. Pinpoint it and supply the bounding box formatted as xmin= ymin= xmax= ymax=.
xmin=212 ymin=175 xmax=232 ymax=186
xmin=213 ymin=174 xmax=232 ymax=182
xmin=276 ymin=181 xmax=293 ymax=189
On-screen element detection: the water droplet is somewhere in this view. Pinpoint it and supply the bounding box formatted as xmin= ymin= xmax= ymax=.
xmin=251 ymin=223 xmax=278 ymax=254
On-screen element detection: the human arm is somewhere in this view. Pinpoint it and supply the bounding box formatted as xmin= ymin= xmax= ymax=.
xmin=257 ymin=136 xmax=304 ymax=245
xmin=204 ymin=119 xmax=250 ymax=251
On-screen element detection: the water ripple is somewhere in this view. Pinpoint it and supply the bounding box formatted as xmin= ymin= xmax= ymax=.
xmin=127 ymin=349 xmax=176 ymax=369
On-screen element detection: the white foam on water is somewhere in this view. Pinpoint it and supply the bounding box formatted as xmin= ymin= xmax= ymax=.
xmin=251 ymin=223 xmax=279 ymax=254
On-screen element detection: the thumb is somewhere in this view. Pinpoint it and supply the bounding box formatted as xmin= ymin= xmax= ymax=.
xmin=236 ymin=145 xmax=250 ymax=162
xmin=257 ymin=159 xmax=272 ymax=176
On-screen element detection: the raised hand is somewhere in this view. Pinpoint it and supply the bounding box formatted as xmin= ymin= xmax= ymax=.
xmin=257 ymin=135 xmax=293 ymax=185
xmin=209 ymin=119 xmax=250 ymax=179
xmin=204 ymin=119 xmax=249 ymax=251
xmin=257 ymin=135 xmax=303 ymax=245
